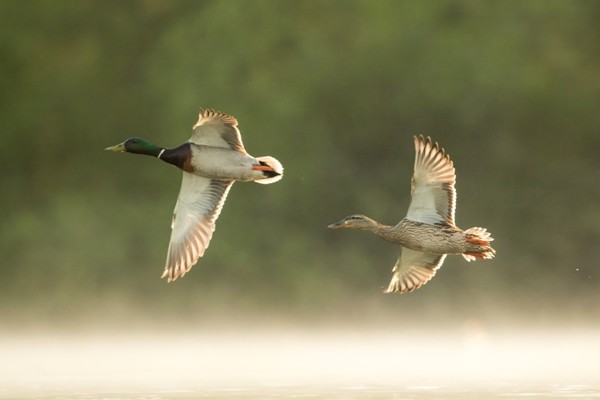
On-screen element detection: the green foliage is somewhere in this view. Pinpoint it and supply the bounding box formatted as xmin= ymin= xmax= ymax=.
xmin=1 ymin=0 xmax=598 ymax=327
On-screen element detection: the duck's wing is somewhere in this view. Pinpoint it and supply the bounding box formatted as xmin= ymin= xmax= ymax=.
xmin=405 ymin=135 xmax=456 ymax=226
xmin=384 ymin=247 xmax=446 ymax=293
xmin=162 ymin=172 xmax=233 ymax=282
xmin=190 ymin=108 xmax=246 ymax=152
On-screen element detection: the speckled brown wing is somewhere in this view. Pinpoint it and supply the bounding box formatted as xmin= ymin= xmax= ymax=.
xmin=384 ymin=247 xmax=447 ymax=293
xmin=406 ymin=136 xmax=456 ymax=226
xmin=190 ymin=109 xmax=246 ymax=152
xmin=162 ymin=172 xmax=233 ymax=282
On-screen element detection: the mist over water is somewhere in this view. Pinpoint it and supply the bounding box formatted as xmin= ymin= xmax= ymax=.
xmin=1 ymin=326 xmax=599 ymax=399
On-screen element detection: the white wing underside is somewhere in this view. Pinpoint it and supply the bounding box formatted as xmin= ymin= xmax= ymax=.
xmin=384 ymin=247 xmax=447 ymax=293
xmin=406 ymin=136 xmax=456 ymax=226
xmin=162 ymin=172 xmax=233 ymax=282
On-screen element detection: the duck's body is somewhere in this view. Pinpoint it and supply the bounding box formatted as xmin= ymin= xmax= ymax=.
xmin=185 ymin=144 xmax=279 ymax=182
xmin=329 ymin=136 xmax=495 ymax=294
xmin=364 ymin=218 xmax=490 ymax=256
xmin=143 ymin=142 xmax=281 ymax=182
xmin=106 ymin=109 xmax=283 ymax=282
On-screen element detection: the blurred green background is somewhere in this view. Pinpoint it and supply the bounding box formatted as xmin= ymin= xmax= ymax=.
xmin=1 ymin=0 xmax=598 ymax=331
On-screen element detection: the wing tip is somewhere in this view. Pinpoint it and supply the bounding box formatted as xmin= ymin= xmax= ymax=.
xmin=414 ymin=135 xmax=450 ymax=162
xmin=383 ymin=277 xmax=420 ymax=294
xmin=161 ymin=258 xmax=193 ymax=283
xmin=194 ymin=108 xmax=239 ymax=128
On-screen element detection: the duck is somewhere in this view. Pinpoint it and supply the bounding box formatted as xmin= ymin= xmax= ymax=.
xmin=106 ymin=109 xmax=283 ymax=282
xmin=328 ymin=135 xmax=495 ymax=294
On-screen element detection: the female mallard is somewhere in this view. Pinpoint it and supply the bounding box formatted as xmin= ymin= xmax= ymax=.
xmin=328 ymin=136 xmax=495 ymax=293
xmin=106 ymin=109 xmax=283 ymax=282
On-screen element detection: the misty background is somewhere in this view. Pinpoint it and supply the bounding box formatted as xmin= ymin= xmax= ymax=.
xmin=1 ymin=0 xmax=598 ymax=333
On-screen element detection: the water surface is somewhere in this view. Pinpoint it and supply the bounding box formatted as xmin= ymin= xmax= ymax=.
xmin=1 ymin=330 xmax=598 ymax=399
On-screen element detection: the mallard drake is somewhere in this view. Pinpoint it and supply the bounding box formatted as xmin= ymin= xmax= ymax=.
xmin=106 ymin=109 xmax=283 ymax=282
xmin=328 ymin=135 xmax=495 ymax=293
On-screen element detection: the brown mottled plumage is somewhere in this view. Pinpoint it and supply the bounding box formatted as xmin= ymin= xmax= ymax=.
xmin=328 ymin=136 xmax=495 ymax=294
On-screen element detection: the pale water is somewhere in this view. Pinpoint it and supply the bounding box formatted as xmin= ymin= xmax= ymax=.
xmin=1 ymin=330 xmax=598 ymax=399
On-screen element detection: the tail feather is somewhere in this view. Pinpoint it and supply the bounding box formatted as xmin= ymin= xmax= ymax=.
xmin=255 ymin=156 xmax=284 ymax=184
xmin=462 ymin=227 xmax=495 ymax=262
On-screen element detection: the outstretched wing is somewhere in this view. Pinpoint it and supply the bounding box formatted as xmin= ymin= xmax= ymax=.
xmin=162 ymin=172 xmax=233 ymax=282
xmin=405 ymin=135 xmax=456 ymax=226
xmin=384 ymin=247 xmax=446 ymax=293
xmin=190 ymin=108 xmax=246 ymax=152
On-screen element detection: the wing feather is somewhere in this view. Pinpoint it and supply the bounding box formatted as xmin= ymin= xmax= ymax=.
xmin=190 ymin=108 xmax=246 ymax=152
xmin=162 ymin=172 xmax=233 ymax=282
xmin=384 ymin=247 xmax=446 ymax=293
xmin=406 ymin=135 xmax=456 ymax=225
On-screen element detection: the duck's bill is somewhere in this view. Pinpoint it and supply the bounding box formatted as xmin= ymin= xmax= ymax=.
xmin=327 ymin=220 xmax=348 ymax=229
xmin=105 ymin=143 xmax=126 ymax=152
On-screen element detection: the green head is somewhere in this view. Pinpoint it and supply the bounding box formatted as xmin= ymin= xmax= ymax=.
xmin=105 ymin=138 xmax=163 ymax=157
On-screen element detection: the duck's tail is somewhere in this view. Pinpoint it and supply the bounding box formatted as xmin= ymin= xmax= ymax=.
xmin=254 ymin=156 xmax=284 ymax=184
xmin=462 ymin=227 xmax=496 ymax=262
